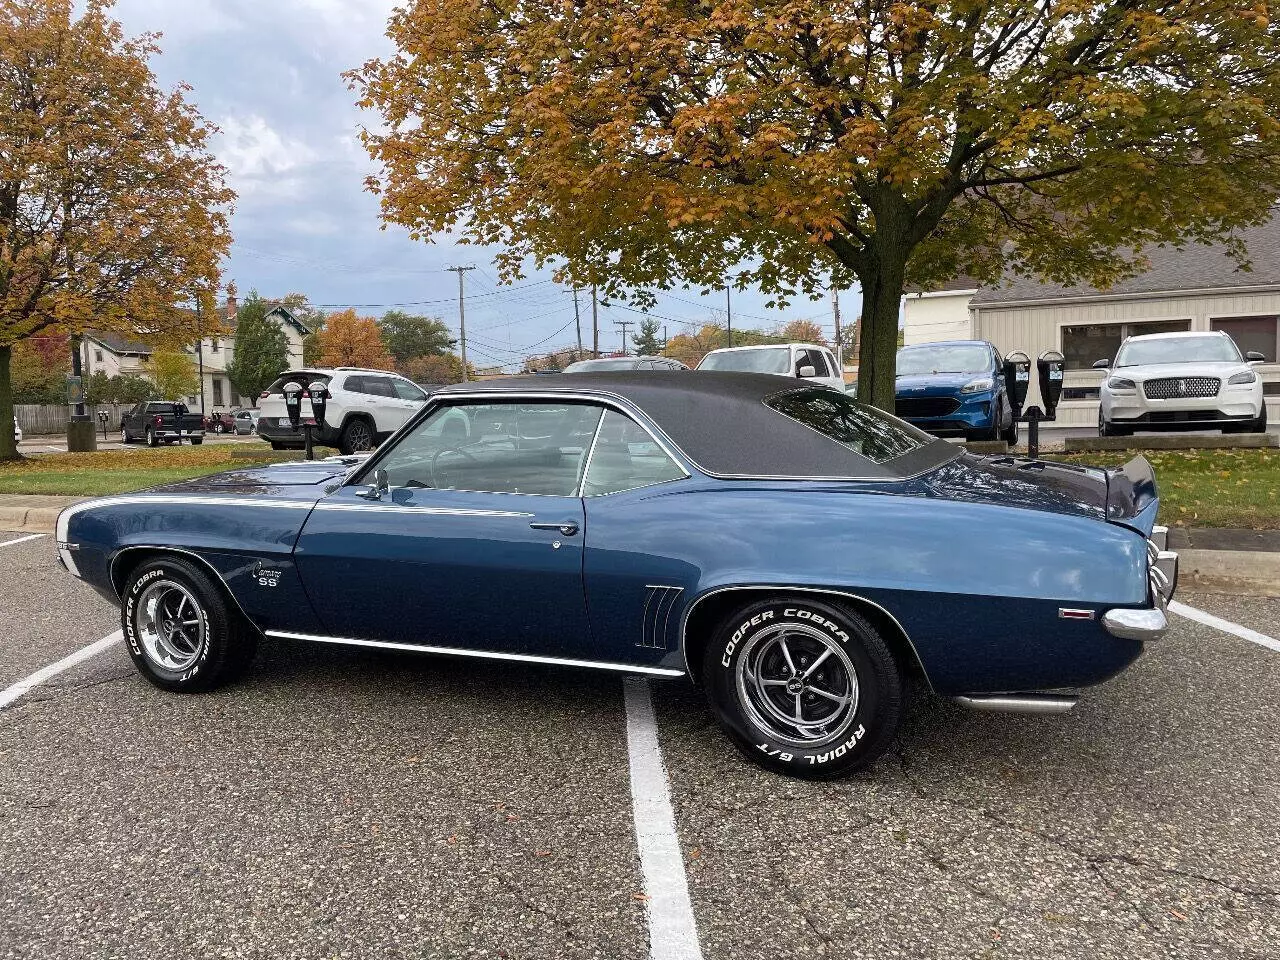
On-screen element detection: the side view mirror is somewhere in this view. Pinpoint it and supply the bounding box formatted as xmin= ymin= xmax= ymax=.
xmin=1246 ymin=351 xmax=1267 ymax=363
xmin=798 ymin=364 xmax=817 ymax=378
xmin=1092 ymin=359 xmax=1111 ymax=369
xmin=356 ymin=467 xmax=389 ymax=501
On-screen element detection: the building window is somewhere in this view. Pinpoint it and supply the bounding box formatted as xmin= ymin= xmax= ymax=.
xmin=210 ymin=338 xmax=220 ymax=353
xmin=1211 ymin=316 xmax=1279 ymax=362
xmin=1061 ymin=320 xmax=1191 ymax=370
xmin=94 ymin=349 xmax=103 ymax=363
xmin=212 ymin=378 xmax=224 ymax=407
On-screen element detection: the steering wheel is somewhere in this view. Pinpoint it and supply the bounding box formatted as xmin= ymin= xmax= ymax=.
xmin=429 ymin=443 xmax=477 ymax=488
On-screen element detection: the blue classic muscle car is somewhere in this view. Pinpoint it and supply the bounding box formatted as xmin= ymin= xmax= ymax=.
xmin=56 ymin=373 xmax=1177 ymax=778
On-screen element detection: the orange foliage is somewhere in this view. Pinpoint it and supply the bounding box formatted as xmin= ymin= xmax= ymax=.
xmin=316 ymin=309 xmax=395 ymax=369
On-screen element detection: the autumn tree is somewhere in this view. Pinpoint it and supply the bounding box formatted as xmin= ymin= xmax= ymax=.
xmin=0 ymin=0 xmax=232 ymax=458
xmin=226 ymin=292 xmax=289 ymax=403
xmin=662 ymin=323 xmax=726 ymax=368
xmin=380 ymin=310 xmax=456 ymax=366
xmin=150 ymin=350 xmax=198 ymax=400
xmin=11 ymin=336 xmax=67 ymax=402
xmin=780 ymin=320 xmax=827 ymax=346
xmin=632 ymin=318 xmax=663 ymax=356
xmin=352 ymin=0 xmax=1280 ymax=410
xmin=316 ymin=309 xmax=395 ymax=369
xmin=402 ymin=352 xmax=471 ymax=384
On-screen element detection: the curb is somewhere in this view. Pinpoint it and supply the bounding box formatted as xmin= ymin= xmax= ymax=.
xmin=1178 ymin=548 xmax=1280 ymax=598
xmin=0 ymin=505 xmax=63 ymax=536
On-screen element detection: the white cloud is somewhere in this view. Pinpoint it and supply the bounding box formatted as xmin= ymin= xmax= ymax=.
xmin=217 ymin=115 xmax=316 ymax=182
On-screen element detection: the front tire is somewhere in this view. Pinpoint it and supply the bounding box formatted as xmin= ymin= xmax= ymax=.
xmin=702 ymin=598 xmax=904 ymax=779
xmin=121 ymin=557 xmax=258 ymax=693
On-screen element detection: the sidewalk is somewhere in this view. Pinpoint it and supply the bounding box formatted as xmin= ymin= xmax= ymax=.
xmin=0 ymin=495 xmax=81 ymax=535
xmin=1 ymin=494 xmax=1275 ymax=595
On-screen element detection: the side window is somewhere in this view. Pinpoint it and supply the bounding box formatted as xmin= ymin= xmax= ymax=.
xmin=375 ymin=401 xmax=603 ymax=496
xmin=341 ymin=375 xmax=366 ymax=394
xmin=799 ymin=349 xmax=829 ymax=377
xmin=581 ymin=410 xmax=686 ymax=496
xmin=392 ymin=379 xmax=427 ymax=402
xmin=367 ymin=378 xmax=397 ymax=398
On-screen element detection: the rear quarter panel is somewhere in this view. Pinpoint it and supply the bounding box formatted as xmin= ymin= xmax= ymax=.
xmin=586 ymin=481 xmax=1149 ymax=694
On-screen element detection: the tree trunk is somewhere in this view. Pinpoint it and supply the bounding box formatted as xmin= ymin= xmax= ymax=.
xmin=854 ymin=248 xmax=908 ymax=412
xmin=0 ymin=344 xmax=16 ymax=462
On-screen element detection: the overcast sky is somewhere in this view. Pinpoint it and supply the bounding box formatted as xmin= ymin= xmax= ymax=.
xmin=109 ymin=0 xmax=852 ymax=369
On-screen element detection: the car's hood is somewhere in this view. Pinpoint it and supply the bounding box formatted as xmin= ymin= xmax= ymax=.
xmin=1110 ymin=362 xmax=1245 ymax=380
xmin=149 ymin=457 xmax=362 ymax=498
xmin=913 ymin=453 xmax=1158 ymax=535
xmin=895 ymin=373 xmax=986 ymax=395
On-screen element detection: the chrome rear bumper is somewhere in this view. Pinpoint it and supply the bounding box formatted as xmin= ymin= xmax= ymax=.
xmin=1102 ymin=526 xmax=1177 ymax=643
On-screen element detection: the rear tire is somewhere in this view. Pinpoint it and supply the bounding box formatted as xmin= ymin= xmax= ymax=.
xmin=121 ymin=557 xmax=257 ymax=693
xmin=702 ymin=597 xmax=904 ymax=779
xmin=339 ymin=417 xmax=376 ymax=455
xmin=146 ymin=427 xmax=158 ymax=447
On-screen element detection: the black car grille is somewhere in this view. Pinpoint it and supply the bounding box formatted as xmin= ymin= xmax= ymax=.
xmin=1143 ymin=377 xmax=1220 ymax=400
xmin=896 ymin=396 xmax=961 ymax=418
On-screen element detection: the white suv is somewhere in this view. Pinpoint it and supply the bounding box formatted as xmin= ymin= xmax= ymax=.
xmin=1097 ymin=331 xmax=1267 ymax=436
xmin=697 ymin=343 xmax=845 ymax=390
xmin=256 ymin=368 xmax=431 ymax=453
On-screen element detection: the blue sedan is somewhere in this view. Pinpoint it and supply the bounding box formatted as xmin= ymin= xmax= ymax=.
xmin=896 ymin=340 xmax=1019 ymax=444
xmin=56 ymin=372 xmax=1175 ymax=779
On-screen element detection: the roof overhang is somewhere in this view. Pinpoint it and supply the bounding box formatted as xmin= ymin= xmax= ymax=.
xmin=973 ymin=282 xmax=1280 ymax=311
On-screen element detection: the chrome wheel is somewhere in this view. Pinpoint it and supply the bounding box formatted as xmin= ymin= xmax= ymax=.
xmin=135 ymin=580 xmax=206 ymax=672
xmin=734 ymin=623 xmax=859 ymax=748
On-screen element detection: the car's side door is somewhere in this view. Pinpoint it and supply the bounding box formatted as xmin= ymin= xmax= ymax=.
xmin=293 ymin=398 xmax=602 ymax=657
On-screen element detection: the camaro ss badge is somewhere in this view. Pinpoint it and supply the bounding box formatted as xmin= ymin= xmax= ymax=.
xmin=256 ymin=566 xmax=283 ymax=588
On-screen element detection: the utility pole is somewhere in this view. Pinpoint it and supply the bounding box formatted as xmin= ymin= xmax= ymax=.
xmin=591 ymin=284 xmax=600 ymax=357
xmin=572 ymin=287 xmax=584 ymax=360
xmin=615 ymin=320 xmax=633 ymax=355
xmin=447 ymin=265 xmax=475 ymax=381
xmin=831 ymin=282 xmax=843 ymax=374
xmin=196 ymin=299 xmax=205 ymax=416
xmin=663 ymin=324 xmax=669 ymax=348
xmin=724 ymin=279 xmax=733 ymax=347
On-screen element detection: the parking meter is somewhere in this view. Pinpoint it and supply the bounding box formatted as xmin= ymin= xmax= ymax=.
xmin=308 ymin=381 xmax=330 ymax=429
xmin=1037 ymin=350 xmax=1065 ymax=419
xmin=97 ymin=409 xmax=109 ymax=440
xmin=1003 ymin=352 xmax=1031 ymax=419
xmin=282 ymin=381 xmax=303 ymax=429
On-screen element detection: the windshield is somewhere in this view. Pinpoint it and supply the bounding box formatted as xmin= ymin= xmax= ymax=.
xmin=896 ymin=344 xmax=991 ymax=376
xmin=1115 ymin=336 xmax=1241 ymax=367
xmin=698 ymin=347 xmax=791 ymax=374
xmin=766 ymin=388 xmax=933 ymax=464
xmin=562 ymin=358 xmax=639 ymax=372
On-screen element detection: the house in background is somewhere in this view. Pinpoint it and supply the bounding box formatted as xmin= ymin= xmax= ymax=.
xmin=902 ymin=219 xmax=1280 ymax=427
xmin=84 ymin=292 xmax=311 ymax=414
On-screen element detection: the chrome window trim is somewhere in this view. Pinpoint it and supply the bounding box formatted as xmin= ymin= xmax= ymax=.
xmin=679 ymin=584 xmax=934 ymax=692
xmin=577 ymin=408 xmax=690 ymax=498
xmin=313 ymin=503 xmax=534 ymax=518
xmin=265 ymin=630 xmax=685 ymax=677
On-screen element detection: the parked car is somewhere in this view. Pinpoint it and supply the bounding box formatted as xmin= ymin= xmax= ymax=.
xmin=12 ymin=417 xmax=20 ymax=444
xmin=57 ymin=372 xmax=1176 ymax=779
xmin=894 ymin=340 xmax=1019 ymax=444
xmin=563 ymin=356 xmax=688 ymax=372
xmin=233 ymin=409 xmax=259 ymax=435
xmin=255 ymin=368 xmax=429 ymax=454
xmin=204 ymin=412 xmax=236 ymax=434
xmin=1097 ymin=331 xmax=1267 ymax=435
xmin=120 ymin=401 xmax=205 ymax=446
xmin=697 ymin=343 xmax=845 ymax=390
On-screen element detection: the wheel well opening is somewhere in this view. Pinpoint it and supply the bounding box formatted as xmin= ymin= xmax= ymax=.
xmin=682 ymin=588 xmax=929 ymax=689
xmin=109 ymin=548 xmax=252 ymax=630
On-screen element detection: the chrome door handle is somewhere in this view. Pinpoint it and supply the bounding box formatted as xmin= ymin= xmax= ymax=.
xmin=530 ymin=521 xmax=579 ymax=536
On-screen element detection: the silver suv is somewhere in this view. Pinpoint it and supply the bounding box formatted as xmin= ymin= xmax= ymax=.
xmin=256 ymin=368 xmax=430 ymax=454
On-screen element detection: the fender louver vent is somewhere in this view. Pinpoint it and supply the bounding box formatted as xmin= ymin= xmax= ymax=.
xmin=640 ymin=585 xmax=684 ymax=650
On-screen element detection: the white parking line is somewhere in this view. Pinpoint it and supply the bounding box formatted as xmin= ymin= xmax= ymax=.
xmin=0 ymin=533 xmax=45 ymax=548
xmin=1170 ymin=600 xmax=1280 ymax=654
xmin=623 ymin=678 xmax=704 ymax=960
xmin=0 ymin=631 xmax=123 ymax=709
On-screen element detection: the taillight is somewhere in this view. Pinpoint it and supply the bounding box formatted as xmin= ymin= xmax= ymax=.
xmin=260 ymin=391 xmax=269 ymax=398
xmin=153 ymin=415 xmax=163 ymax=425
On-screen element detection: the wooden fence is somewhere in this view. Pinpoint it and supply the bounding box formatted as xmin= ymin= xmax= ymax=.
xmin=14 ymin=403 xmax=131 ymax=436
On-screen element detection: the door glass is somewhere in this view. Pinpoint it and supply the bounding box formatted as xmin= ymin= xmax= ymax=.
xmin=581 ymin=410 xmax=686 ymax=496
xmin=373 ymin=401 xmax=604 ymax=495
xmin=392 ymin=379 xmax=427 ymax=402
xmin=363 ymin=377 xmax=397 ymax=398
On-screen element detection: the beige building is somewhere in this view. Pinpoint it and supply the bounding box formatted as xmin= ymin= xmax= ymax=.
xmin=85 ymin=295 xmax=310 ymax=414
xmin=902 ymin=222 xmax=1280 ymax=426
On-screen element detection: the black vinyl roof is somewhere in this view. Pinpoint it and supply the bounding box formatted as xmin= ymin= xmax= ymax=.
xmin=432 ymin=371 xmax=956 ymax=480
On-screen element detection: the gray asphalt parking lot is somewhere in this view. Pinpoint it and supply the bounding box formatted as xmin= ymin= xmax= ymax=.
xmin=1 ymin=533 xmax=1277 ymax=959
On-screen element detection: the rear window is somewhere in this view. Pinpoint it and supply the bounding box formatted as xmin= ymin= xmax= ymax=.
xmin=563 ymin=358 xmax=641 ymax=372
xmin=146 ymin=403 xmax=181 ymax=414
xmin=698 ymin=347 xmax=791 ymax=374
xmin=264 ymin=372 xmax=332 ymax=395
xmin=766 ymin=388 xmax=932 ymax=464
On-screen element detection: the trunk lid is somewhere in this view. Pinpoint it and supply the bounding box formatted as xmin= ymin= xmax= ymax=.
xmin=918 ymin=454 xmax=1158 ymax=536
